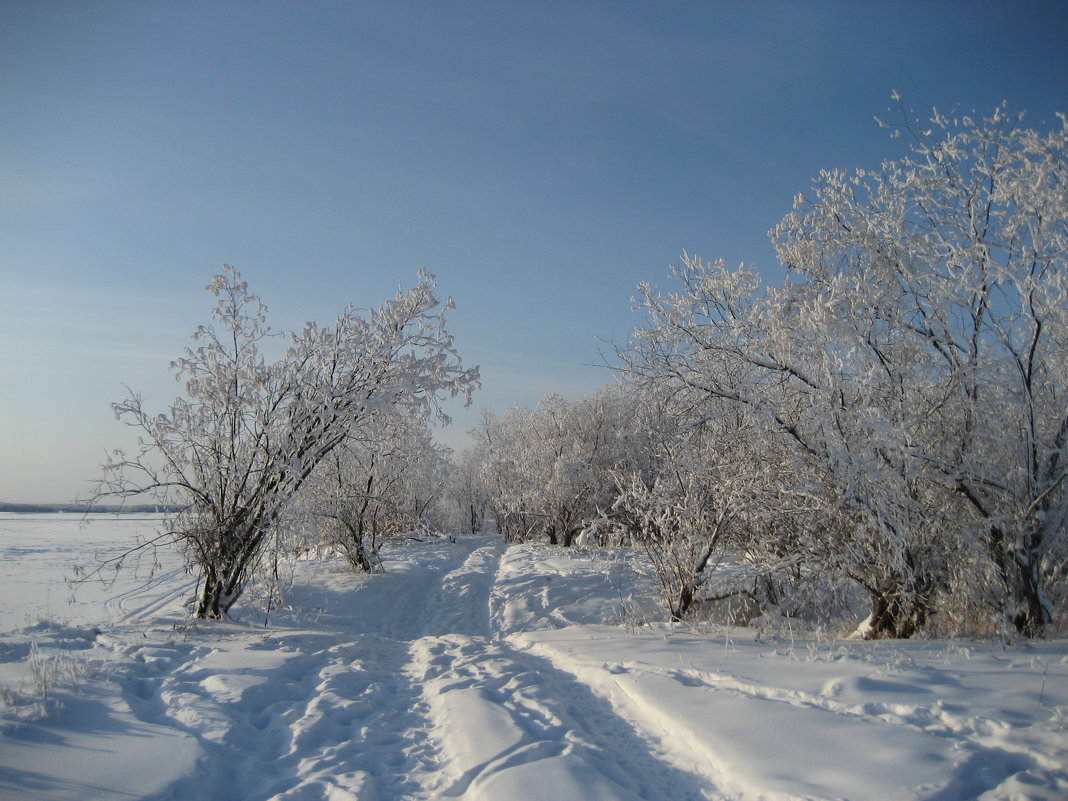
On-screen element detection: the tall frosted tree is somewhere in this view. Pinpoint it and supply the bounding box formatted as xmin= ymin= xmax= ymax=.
xmin=624 ymin=101 xmax=1067 ymax=637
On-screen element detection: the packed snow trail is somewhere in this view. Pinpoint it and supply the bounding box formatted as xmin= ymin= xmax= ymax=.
xmin=412 ymin=541 xmax=711 ymax=800
xmin=77 ymin=535 xmax=715 ymax=801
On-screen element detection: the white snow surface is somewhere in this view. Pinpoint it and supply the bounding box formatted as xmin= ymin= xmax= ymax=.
xmin=1 ymin=513 xmax=1066 ymax=800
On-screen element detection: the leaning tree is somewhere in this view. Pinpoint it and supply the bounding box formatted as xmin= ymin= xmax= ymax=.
xmin=94 ymin=266 xmax=478 ymax=618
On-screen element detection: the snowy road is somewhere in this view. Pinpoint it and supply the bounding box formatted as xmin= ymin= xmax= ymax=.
xmin=2 ymin=518 xmax=1067 ymax=801
xmin=1 ymin=535 xmax=714 ymax=800
xmin=116 ymin=537 xmax=713 ymax=800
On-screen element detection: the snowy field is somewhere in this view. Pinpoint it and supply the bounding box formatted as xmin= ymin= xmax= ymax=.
xmin=1 ymin=514 xmax=1066 ymax=800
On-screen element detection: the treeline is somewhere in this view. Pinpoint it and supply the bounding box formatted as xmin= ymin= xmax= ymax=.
xmin=464 ymin=104 xmax=1068 ymax=639
xmin=0 ymin=502 xmax=178 ymax=514
xmin=94 ymin=102 xmax=1066 ymax=639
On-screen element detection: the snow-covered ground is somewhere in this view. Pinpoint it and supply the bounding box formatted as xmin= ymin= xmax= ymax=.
xmin=1 ymin=513 xmax=1066 ymax=800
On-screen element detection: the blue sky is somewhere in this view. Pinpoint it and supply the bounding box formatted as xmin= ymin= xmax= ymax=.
xmin=2 ymin=1 xmax=1067 ymax=504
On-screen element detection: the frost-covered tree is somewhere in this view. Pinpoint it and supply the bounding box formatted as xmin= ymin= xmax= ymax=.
xmin=609 ymin=418 xmax=743 ymax=621
xmin=623 ymin=101 xmax=1067 ymax=637
xmin=601 ymin=381 xmax=831 ymax=624
xmin=304 ymin=410 xmax=453 ymax=572
xmin=772 ymin=100 xmax=1068 ymax=636
xmin=469 ymin=406 xmax=540 ymax=543
xmin=94 ymin=266 xmax=478 ymax=618
xmin=446 ymin=448 xmax=491 ymax=536
xmin=471 ymin=388 xmax=634 ymax=546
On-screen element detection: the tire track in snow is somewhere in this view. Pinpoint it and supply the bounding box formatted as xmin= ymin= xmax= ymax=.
xmin=102 ymin=562 xmax=196 ymax=625
xmin=108 ymin=540 xmax=480 ymax=800
xmin=118 ymin=631 xmax=442 ymax=800
xmin=632 ymin=662 xmax=1059 ymax=799
xmin=410 ymin=540 xmax=716 ymax=800
xmin=421 ymin=538 xmax=505 ymax=639
xmin=412 ymin=635 xmax=715 ymax=801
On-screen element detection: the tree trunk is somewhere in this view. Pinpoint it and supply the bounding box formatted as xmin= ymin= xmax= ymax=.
xmin=863 ymin=582 xmax=927 ymax=639
xmin=345 ymin=518 xmax=374 ymax=573
xmin=991 ymin=522 xmax=1051 ymax=637
xmin=192 ymin=520 xmax=265 ymax=619
xmin=197 ymin=570 xmax=225 ymax=619
xmin=1012 ymin=549 xmax=1051 ymax=638
xmin=672 ymin=583 xmax=696 ymax=622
